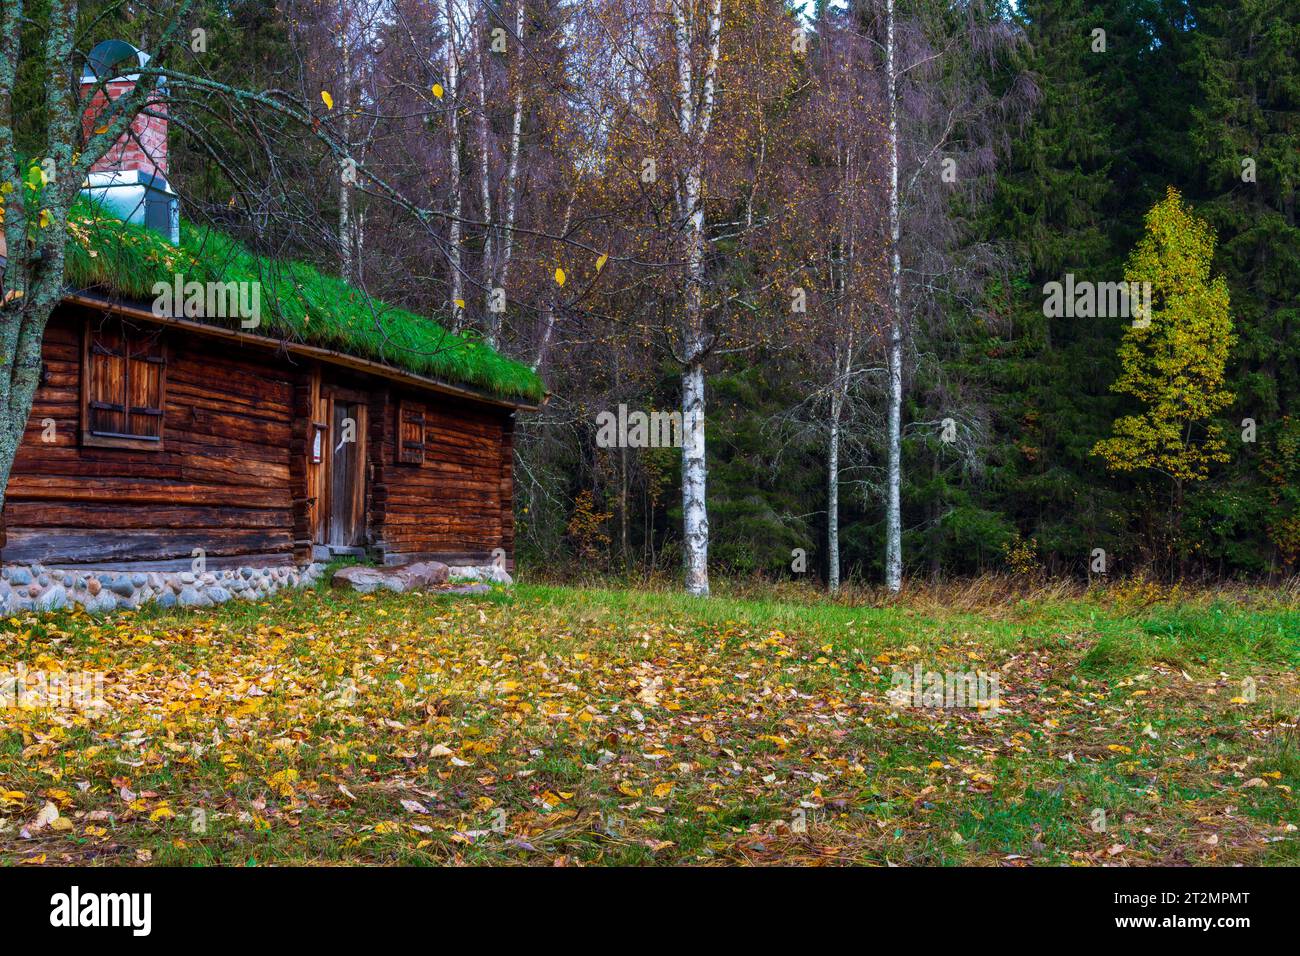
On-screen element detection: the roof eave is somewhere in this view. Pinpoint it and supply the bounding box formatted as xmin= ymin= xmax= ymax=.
xmin=63 ymin=290 xmax=543 ymax=412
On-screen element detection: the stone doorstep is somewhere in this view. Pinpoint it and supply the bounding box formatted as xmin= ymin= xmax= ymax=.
xmin=332 ymin=561 xmax=513 ymax=594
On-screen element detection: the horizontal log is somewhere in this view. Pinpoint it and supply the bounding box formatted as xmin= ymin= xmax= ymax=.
xmin=13 ymin=440 xmax=290 ymax=477
xmin=166 ymin=382 xmax=292 ymax=424
xmin=4 ymin=502 xmax=291 ymax=530
xmin=7 ymin=476 xmax=287 ymax=507
xmin=2 ymin=527 xmax=292 ymax=564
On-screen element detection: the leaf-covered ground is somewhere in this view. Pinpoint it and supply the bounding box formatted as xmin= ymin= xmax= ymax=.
xmin=1 ymin=581 xmax=1297 ymax=866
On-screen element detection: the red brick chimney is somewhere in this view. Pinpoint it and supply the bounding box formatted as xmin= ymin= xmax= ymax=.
xmin=78 ymin=41 xmax=178 ymax=243
xmin=80 ymin=42 xmax=168 ymax=180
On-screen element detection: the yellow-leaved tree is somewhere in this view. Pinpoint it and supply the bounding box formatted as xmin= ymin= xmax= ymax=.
xmin=1094 ymin=187 xmax=1234 ymax=477
xmin=1093 ymin=187 xmax=1234 ymax=570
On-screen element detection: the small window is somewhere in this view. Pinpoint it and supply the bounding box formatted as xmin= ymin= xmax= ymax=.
xmin=82 ymin=320 xmax=166 ymax=449
xmin=397 ymin=398 xmax=425 ymax=465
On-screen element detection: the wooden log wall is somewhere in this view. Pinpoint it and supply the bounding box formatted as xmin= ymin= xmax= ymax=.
xmin=1 ymin=303 xmax=519 ymax=570
xmin=500 ymin=415 xmax=515 ymax=561
xmin=3 ymin=305 xmax=298 ymax=566
xmin=368 ymin=385 xmax=515 ymax=568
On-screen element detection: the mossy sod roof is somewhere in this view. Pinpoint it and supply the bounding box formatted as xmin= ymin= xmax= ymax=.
xmin=62 ymin=203 xmax=545 ymax=403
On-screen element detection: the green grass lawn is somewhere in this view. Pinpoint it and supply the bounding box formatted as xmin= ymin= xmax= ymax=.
xmin=1 ymin=580 xmax=1297 ymax=866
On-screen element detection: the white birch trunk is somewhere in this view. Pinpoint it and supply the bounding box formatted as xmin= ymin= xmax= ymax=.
xmin=497 ymin=0 xmax=525 ymax=303
xmin=827 ymin=249 xmax=853 ymax=593
xmin=884 ymin=0 xmax=904 ymax=593
xmin=339 ymin=168 xmax=352 ymax=278
xmin=338 ymin=1 xmax=354 ymax=280
xmin=681 ymin=358 xmax=709 ymax=596
xmin=680 ymin=162 xmax=709 ymax=596
xmin=827 ymin=388 xmax=841 ymax=593
xmin=356 ymin=208 xmax=365 ymax=267
xmin=672 ymin=0 xmax=721 ymax=598
xmin=443 ymin=0 xmax=463 ymax=325
xmin=475 ymin=12 xmax=494 ymax=336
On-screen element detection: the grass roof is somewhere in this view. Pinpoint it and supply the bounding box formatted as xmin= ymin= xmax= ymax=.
xmin=62 ymin=202 xmax=545 ymax=403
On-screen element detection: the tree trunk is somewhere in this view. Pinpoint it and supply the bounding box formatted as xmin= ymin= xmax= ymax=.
xmin=0 ymin=302 xmax=58 ymax=516
xmin=1172 ymin=476 xmax=1185 ymax=580
xmin=620 ymin=444 xmax=629 ymax=568
xmin=681 ymin=358 xmax=709 ymax=596
xmin=475 ymin=9 xmax=494 ymax=336
xmin=883 ymin=0 xmax=904 ymax=593
xmin=0 ymin=0 xmax=177 ymax=517
xmin=827 ymin=397 xmax=841 ymax=593
xmin=338 ymin=162 xmax=352 ymax=279
xmin=826 ymin=289 xmax=851 ymax=594
xmin=338 ymin=2 xmax=354 ymax=281
xmin=496 ymin=0 xmax=526 ymax=316
xmin=929 ymin=450 xmax=941 ymax=581
xmin=671 ymin=0 xmax=721 ymax=598
xmin=443 ymin=0 xmax=463 ymax=325
xmin=616 ymin=355 xmax=630 ymax=569
xmin=680 ymin=158 xmax=710 ymax=596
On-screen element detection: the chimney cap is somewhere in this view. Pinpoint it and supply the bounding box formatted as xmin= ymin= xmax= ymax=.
xmin=85 ymin=168 xmax=177 ymax=196
xmin=82 ymin=39 xmax=151 ymax=83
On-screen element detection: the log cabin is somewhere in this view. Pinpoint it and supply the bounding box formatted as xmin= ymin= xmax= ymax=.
xmin=0 ymin=43 xmax=543 ymax=593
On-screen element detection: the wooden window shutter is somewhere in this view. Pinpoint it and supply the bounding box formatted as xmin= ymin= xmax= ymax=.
xmin=85 ymin=321 xmax=166 ymax=447
xmin=126 ymin=332 xmax=166 ymax=439
xmin=87 ymin=324 xmax=127 ymax=437
xmin=397 ymin=398 xmax=426 ymax=465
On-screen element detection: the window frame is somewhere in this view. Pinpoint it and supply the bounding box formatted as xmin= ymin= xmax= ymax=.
xmin=81 ymin=319 xmax=168 ymax=451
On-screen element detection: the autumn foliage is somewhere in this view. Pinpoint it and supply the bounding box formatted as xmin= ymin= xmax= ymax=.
xmin=1094 ymin=187 xmax=1235 ymax=482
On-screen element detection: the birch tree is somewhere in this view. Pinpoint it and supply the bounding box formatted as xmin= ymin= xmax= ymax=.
xmin=442 ymin=0 xmax=465 ymax=324
xmin=477 ymin=0 xmax=529 ymax=348
xmin=324 ymin=0 xmax=386 ymax=281
xmin=473 ymin=3 xmax=494 ymax=324
xmin=852 ymin=0 xmax=1028 ymax=590
xmin=495 ymin=0 xmax=527 ymax=326
xmin=882 ymin=0 xmax=905 ymax=592
xmin=338 ymin=0 xmax=357 ymax=279
xmin=670 ymin=0 xmax=723 ymax=596
xmin=794 ymin=14 xmax=886 ymax=593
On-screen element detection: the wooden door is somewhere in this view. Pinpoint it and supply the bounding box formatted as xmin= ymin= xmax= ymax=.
xmin=327 ymin=399 xmax=367 ymax=548
xmin=309 ymin=384 xmax=368 ymax=554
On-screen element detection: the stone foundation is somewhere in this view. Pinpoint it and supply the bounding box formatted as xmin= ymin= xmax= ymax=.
xmin=0 ymin=561 xmax=511 ymax=616
xmin=0 ymin=563 xmax=328 ymax=616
